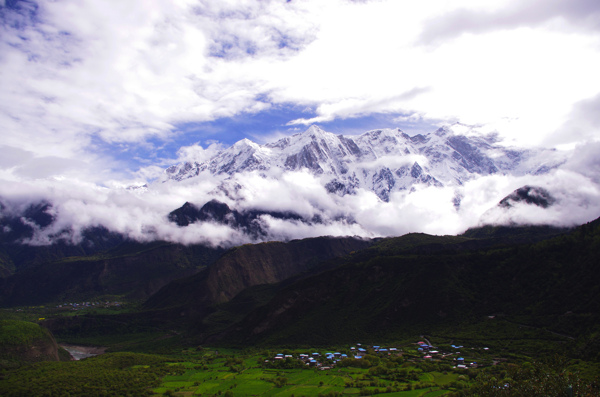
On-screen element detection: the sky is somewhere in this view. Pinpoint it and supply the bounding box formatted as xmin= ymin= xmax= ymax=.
xmin=2 ymin=0 xmax=600 ymax=246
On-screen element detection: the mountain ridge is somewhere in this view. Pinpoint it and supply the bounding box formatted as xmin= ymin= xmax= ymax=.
xmin=210 ymin=217 xmax=599 ymax=346
xmin=164 ymin=124 xmax=565 ymax=202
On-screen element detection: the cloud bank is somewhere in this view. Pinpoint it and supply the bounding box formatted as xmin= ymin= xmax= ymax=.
xmin=3 ymin=150 xmax=600 ymax=248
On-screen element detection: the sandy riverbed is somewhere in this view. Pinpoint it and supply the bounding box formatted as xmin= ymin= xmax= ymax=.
xmin=59 ymin=344 xmax=106 ymax=360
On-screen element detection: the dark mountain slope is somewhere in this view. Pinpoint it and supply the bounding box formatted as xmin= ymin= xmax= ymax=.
xmin=0 ymin=242 xmax=226 ymax=306
xmin=143 ymin=236 xmax=373 ymax=315
xmin=43 ymin=236 xmax=373 ymax=344
xmin=0 ymin=226 xmax=126 ymax=278
xmin=41 ymin=221 xmax=594 ymax=351
xmin=461 ymin=223 xmax=569 ymax=242
xmin=214 ymin=218 xmax=600 ymax=346
xmin=0 ymin=201 xmax=127 ymax=277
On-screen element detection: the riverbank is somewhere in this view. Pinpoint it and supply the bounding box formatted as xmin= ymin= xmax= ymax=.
xmin=59 ymin=343 xmax=106 ymax=360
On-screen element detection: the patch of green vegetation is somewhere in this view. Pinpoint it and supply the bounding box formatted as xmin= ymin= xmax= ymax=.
xmin=1 ymin=335 xmax=598 ymax=397
xmin=146 ymin=346 xmax=461 ymax=396
xmin=0 ymin=319 xmax=65 ymax=368
xmin=452 ymin=356 xmax=600 ymax=396
xmin=0 ymin=352 xmax=175 ymax=396
xmin=0 ymin=320 xmax=47 ymax=346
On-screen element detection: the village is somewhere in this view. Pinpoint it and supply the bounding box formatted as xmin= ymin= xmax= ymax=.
xmin=55 ymin=301 xmax=123 ymax=311
xmin=267 ymin=340 xmax=487 ymax=370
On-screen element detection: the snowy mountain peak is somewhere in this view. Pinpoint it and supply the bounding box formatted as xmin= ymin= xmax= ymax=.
xmin=303 ymin=124 xmax=327 ymax=136
xmin=162 ymin=125 xmax=567 ymax=202
xmin=232 ymin=138 xmax=259 ymax=149
xmin=361 ymin=128 xmax=405 ymax=141
xmin=434 ymin=126 xmax=451 ymax=137
xmin=285 ymin=125 xmax=340 ymax=148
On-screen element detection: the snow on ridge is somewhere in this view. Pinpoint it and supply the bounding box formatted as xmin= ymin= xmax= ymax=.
xmin=161 ymin=125 xmax=567 ymax=202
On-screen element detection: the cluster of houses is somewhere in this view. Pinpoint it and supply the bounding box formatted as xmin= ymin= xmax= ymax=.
xmin=56 ymin=301 xmax=122 ymax=310
xmin=269 ymin=344 xmax=401 ymax=370
xmin=269 ymin=341 xmax=485 ymax=370
xmin=417 ymin=341 xmax=482 ymax=368
xmin=417 ymin=340 xmax=440 ymax=360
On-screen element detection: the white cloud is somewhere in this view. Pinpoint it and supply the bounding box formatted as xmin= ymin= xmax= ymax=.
xmin=546 ymin=93 xmax=600 ymax=147
xmin=3 ymin=0 xmax=600 ymax=178
xmin=0 ymin=146 xmax=35 ymax=168
xmin=478 ymin=170 xmax=600 ymax=227
xmin=5 ymin=155 xmax=600 ymax=248
xmin=563 ymin=141 xmax=600 ymax=183
xmin=250 ymin=1 xmax=600 ymax=148
xmin=418 ymin=0 xmax=600 ymax=45
xmin=175 ymin=141 xmax=226 ymax=164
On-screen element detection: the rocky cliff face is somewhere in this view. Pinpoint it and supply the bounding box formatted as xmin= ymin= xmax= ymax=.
xmin=204 ymin=236 xmax=373 ymax=304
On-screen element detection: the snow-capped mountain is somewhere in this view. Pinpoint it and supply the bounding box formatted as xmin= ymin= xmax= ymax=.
xmin=164 ymin=124 xmax=566 ymax=202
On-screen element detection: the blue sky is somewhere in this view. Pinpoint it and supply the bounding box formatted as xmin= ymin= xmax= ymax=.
xmin=1 ymin=0 xmax=600 ymax=183
xmin=108 ymin=106 xmax=438 ymax=174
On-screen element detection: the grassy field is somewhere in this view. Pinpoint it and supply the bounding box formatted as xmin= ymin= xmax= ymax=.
xmin=155 ymin=367 xmax=455 ymax=396
xmin=151 ymin=349 xmax=459 ymax=397
xmin=1 ymin=324 xmax=597 ymax=396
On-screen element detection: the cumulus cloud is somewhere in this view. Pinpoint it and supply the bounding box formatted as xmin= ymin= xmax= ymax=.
xmin=418 ymin=0 xmax=600 ymax=46
xmin=0 ymin=174 xmax=249 ymax=247
xmin=0 ymin=146 xmax=34 ymax=168
xmin=563 ymin=141 xmax=600 ymax=183
xmin=546 ymin=93 xmax=600 ymax=147
xmin=174 ymin=141 xmax=226 ymax=164
xmin=287 ymin=87 xmax=432 ymax=126
xmin=479 ymin=170 xmax=600 ymax=227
